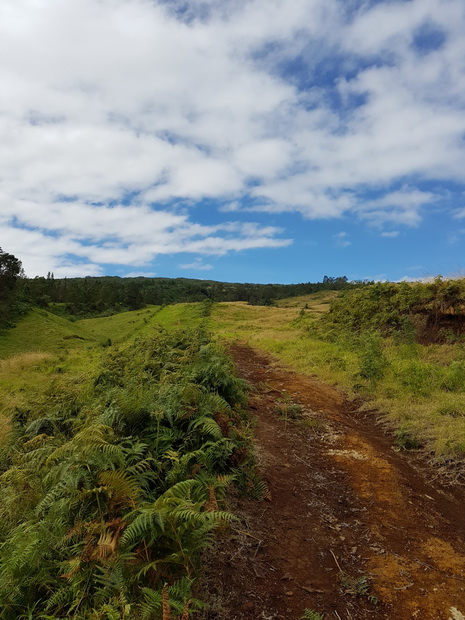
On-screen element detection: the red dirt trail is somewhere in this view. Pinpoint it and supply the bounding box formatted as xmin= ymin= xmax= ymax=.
xmin=201 ymin=344 xmax=465 ymax=620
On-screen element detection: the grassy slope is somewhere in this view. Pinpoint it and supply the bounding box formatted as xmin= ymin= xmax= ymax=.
xmin=210 ymin=299 xmax=465 ymax=461
xmin=274 ymin=289 xmax=340 ymax=311
xmin=3 ymin=298 xmax=465 ymax=461
xmin=0 ymin=304 xmax=209 ymax=443
xmin=0 ymin=310 xmax=102 ymax=444
xmin=76 ymin=302 xmax=208 ymax=343
xmin=76 ymin=306 xmax=160 ymax=344
xmin=0 ymin=308 xmax=97 ymax=358
xmin=211 ymin=301 xmax=349 ymax=381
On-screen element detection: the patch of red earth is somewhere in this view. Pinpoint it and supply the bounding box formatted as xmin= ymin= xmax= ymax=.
xmin=200 ymin=344 xmax=465 ymax=620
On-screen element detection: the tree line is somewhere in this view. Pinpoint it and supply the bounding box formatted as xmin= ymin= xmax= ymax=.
xmin=20 ymin=274 xmax=366 ymax=317
xmin=0 ymin=247 xmax=371 ymax=324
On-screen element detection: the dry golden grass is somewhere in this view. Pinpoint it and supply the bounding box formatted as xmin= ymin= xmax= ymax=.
xmin=0 ymin=413 xmax=9 ymax=444
xmin=0 ymin=351 xmax=53 ymax=374
xmin=0 ymin=352 xmax=55 ymax=444
xmin=274 ymin=290 xmax=340 ymax=309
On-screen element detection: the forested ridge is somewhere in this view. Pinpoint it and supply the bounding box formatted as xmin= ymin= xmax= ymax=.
xmin=18 ymin=274 xmax=356 ymax=317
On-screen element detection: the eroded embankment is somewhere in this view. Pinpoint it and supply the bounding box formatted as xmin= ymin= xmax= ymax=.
xmin=201 ymin=344 xmax=465 ymax=620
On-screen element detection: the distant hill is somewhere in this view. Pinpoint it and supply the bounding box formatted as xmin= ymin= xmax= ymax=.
xmin=19 ymin=274 xmax=367 ymax=318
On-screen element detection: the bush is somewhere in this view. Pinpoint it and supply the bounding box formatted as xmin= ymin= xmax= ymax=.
xmin=358 ymin=333 xmax=388 ymax=383
xmin=395 ymin=360 xmax=438 ymax=397
xmin=439 ymin=361 xmax=465 ymax=392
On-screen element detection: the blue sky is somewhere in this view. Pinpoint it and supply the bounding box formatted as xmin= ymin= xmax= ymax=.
xmin=1 ymin=0 xmax=465 ymax=283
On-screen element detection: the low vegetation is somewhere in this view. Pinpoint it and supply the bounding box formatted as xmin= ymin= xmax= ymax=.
xmin=211 ymin=280 xmax=465 ymax=465
xmin=3 ymin=261 xmax=465 ymax=617
xmin=0 ymin=326 xmax=254 ymax=619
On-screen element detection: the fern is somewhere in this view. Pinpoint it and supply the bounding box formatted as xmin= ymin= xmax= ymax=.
xmin=121 ymin=508 xmax=166 ymax=547
xmin=189 ymin=417 xmax=223 ymax=440
xmin=0 ymin=328 xmax=251 ymax=617
xmin=98 ymin=470 xmax=140 ymax=507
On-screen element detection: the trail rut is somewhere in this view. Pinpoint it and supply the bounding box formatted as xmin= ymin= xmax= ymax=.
xmin=201 ymin=344 xmax=465 ymax=620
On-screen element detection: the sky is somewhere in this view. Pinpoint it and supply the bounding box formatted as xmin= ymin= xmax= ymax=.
xmin=1 ymin=0 xmax=465 ymax=283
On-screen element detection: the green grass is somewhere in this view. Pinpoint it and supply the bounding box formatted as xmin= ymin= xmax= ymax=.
xmin=76 ymin=305 xmax=161 ymax=344
xmin=76 ymin=303 xmax=209 ymax=344
xmin=210 ymin=301 xmax=465 ymax=461
xmin=274 ymin=289 xmax=340 ymax=310
xmin=0 ymin=303 xmax=212 ymax=444
xmin=0 ymin=309 xmax=97 ymax=358
xmin=152 ymin=302 xmax=211 ymax=329
xmin=0 ymin=310 xmax=102 ymax=442
xmin=0 ymin=347 xmax=99 ymax=445
xmin=3 ymin=299 xmax=465 ymax=462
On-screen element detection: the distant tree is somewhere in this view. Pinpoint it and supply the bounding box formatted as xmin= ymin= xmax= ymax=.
xmin=0 ymin=248 xmax=25 ymax=327
xmin=0 ymin=247 xmax=24 ymax=294
xmin=125 ymin=280 xmax=144 ymax=310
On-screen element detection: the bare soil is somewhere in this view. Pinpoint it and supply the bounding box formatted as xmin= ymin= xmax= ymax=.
xmin=200 ymin=344 xmax=465 ymax=620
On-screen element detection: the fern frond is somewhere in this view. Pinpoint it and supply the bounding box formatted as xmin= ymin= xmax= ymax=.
xmin=140 ymin=587 xmax=162 ymax=619
xmin=189 ymin=417 xmax=223 ymax=440
xmin=203 ymin=510 xmax=237 ymax=523
xmin=99 ymin=470 xmax=140 ymax=506
xmin=36 ymin=480 xmax=69 ymax=515
xmin=44 ymin=584 xmax=74 ymax=612
xmin=162 ymin=479 xmax=197 ymax=500
xmin=170 ymin=508 xmax=204 ymax=525
xmin=23 ymin=433 xmax=51 ymax=450
xmin=121 ymin=508 xmax=165 ymax=547
xmin=180 ymin=600 xmax=190 ymax=620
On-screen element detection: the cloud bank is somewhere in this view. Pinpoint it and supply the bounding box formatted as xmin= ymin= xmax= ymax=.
xmin=1 ymin=0 xmax=464 ymax=276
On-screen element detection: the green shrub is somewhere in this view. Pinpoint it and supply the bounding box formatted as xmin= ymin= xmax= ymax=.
xmin=358 ymin=333 xmax=388 ymax=383
xmin=395 ymin=360 xmax=438 ymax=397
xmin=439 ymin=361 xmax=465 ymax=392
xmin=395 ymin=428 xmax=423 ymax=450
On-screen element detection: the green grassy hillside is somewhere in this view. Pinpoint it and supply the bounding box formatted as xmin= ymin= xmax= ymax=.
xmin=76 ymin=306 xmax=161 ymax=344
xmin=3 ymin=292 xmax=465 ymax=464
xmin=0 ymin=304 xmax=213 ymax=443
xmin=273 ymin=289 xmax=340 ymax=310
xmin=76 ymin=302 xmax=211 ymax=344
xmin=0 ymin=308 xmax=97 ymax=358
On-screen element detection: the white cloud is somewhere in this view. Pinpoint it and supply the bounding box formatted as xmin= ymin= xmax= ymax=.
xmin=178 ymin=259 xmax=213 ymax=271
xmin=397 ymin=275 xmax=436 ymax=283
xmin=448 ymin=228 xmax=465 ymax=245
xmin=1 ymin=197 xmax=291 ymax=276
xmin=334 ymin=231 xmax=351 ymax=247
xmin=125 ymin=271 xmax=157 ymax=278
xmin=218 ymin=201 xmax=241 ymax=213
xmin=356 ymin=188 xmax=438 ymax=226
xmin=1 ymin=0 xmax=465 ymax=274
xmin=381 ymin=231 xmax=400 ymax=238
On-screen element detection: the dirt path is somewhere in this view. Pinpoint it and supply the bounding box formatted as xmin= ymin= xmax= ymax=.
xmin=201 ymin=344 xmax=465 ymax=620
